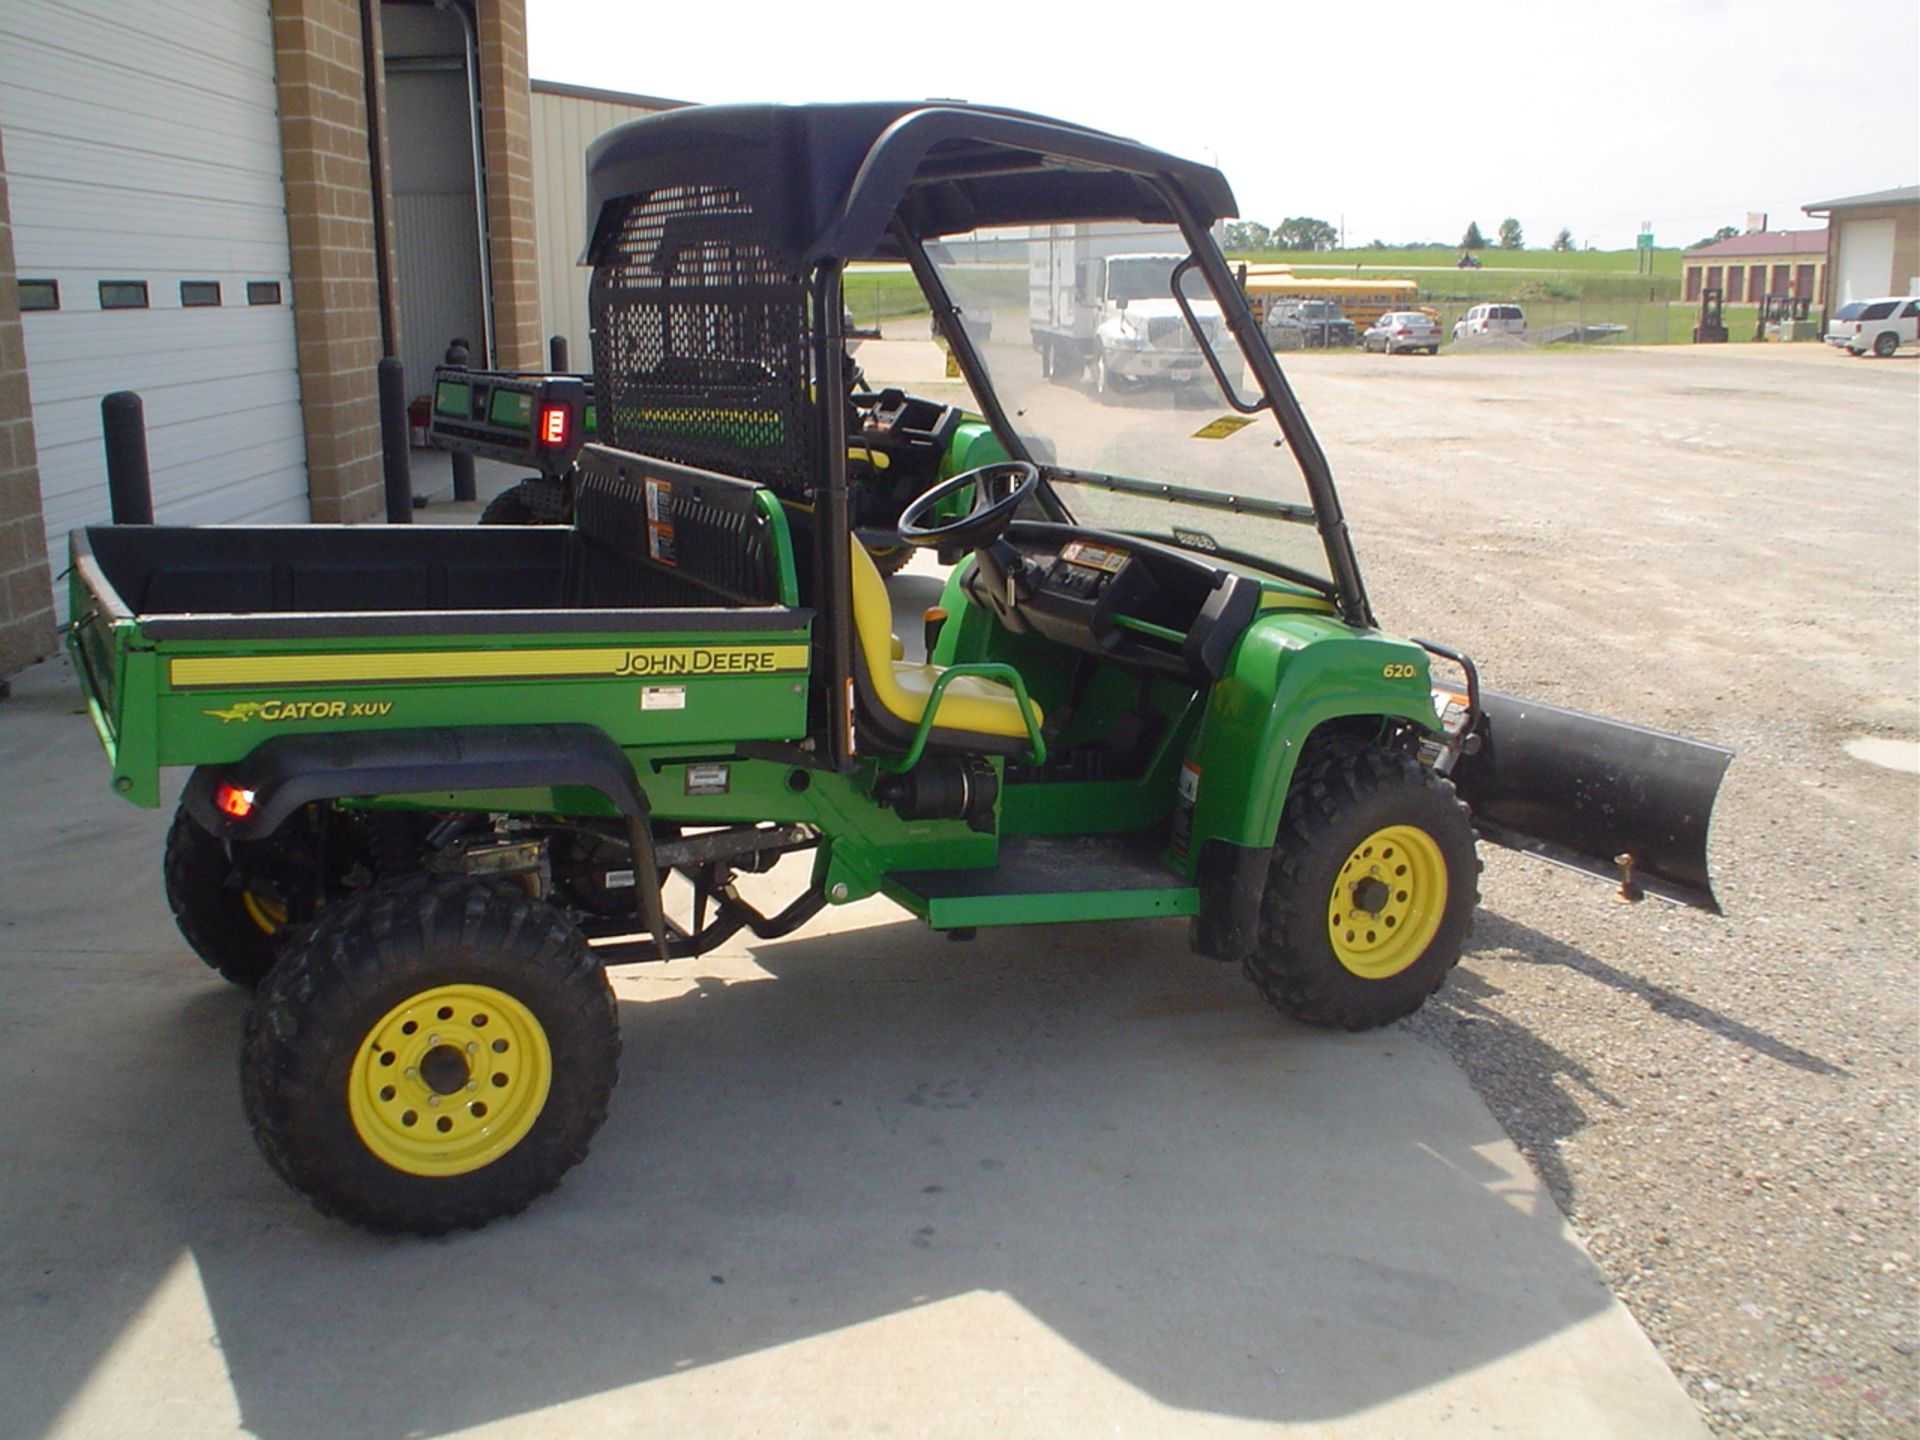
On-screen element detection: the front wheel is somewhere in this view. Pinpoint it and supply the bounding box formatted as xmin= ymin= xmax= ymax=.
xmin=1245 ymin=745 xmax=1479 ymax=1030
xmin=242 ymin=876 xmax=619 ymax=1234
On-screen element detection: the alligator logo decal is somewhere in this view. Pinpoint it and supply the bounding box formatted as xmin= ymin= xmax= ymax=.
xmin=201 ymin=699 xmax=394 ymax=723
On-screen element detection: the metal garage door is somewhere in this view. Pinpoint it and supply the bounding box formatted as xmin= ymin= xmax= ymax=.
xmin=0 ymin=0 xmax=308 ymax=618
xmin=1834 ymin=218 xmax=1896 ymax=305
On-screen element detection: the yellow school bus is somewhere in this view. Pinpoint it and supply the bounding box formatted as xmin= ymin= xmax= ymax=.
xmin=1238 ymin=265 xmax=1421 ymax=332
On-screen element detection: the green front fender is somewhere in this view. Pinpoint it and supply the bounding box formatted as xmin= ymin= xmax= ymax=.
xmin=1183 ymin=614 xmax=1441 ymax=853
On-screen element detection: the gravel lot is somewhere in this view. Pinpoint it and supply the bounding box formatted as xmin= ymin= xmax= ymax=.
xmin=1279 ymin=342 xmax=1918 ymax=1438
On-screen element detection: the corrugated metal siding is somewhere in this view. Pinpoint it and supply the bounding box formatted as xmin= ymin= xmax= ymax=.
xmin=0 ymin=0 xmax=307 ymax=618
xmin=386 ymin=67 xmax=487 ymax=395
xmin=531 ymin=89 xmax=674 ymax=371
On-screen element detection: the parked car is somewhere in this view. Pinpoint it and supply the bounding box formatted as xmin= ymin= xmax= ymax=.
xmin=1452 ymin=303 xmax=1526 ymax=341
xmin=1822 ymin=301 xmax=1867 ymax=347
xmin=1363 ymin=311 xmax=1443 ymax=355
xmin=1267 ymin=299 xmax=1356 ymax=349
xmin=1836 ymin=296 xmax=1920 ymax=357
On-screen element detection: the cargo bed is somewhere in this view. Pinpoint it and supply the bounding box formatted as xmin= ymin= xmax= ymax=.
xmin=67 ymin=457 xmax=811 ymax=805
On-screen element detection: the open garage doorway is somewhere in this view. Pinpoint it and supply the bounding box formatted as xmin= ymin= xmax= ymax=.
xmin=383 ymin=2 xmax=491 ymax=404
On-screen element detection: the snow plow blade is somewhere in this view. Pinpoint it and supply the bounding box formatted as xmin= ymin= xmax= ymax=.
xmin=1447 ymin=691 xmax=1731 ymax=914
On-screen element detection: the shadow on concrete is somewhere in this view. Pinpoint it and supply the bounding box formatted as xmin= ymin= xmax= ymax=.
xmin=4 ymin=908 xmax=1622 ymax=1438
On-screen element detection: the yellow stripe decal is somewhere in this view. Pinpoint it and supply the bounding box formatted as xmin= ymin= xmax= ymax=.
xmin=169 ymin=644 xmax=811 ymax=690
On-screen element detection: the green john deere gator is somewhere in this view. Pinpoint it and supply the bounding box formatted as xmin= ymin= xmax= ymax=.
xmin=66 ymin=102 xmax=1730 ymax=1235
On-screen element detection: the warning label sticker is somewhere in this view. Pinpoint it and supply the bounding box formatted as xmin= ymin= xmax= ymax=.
xmin=1190 ymin=415 xmax=1255 ymax=441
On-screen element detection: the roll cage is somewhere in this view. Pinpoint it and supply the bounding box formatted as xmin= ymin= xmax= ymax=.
xmin=581 ymin=102 xmax=1375 ymax=769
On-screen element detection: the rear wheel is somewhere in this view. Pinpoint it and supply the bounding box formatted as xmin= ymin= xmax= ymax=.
xmin=479 ymin=484 xmax=540 ymax=525
xmin=1245 ymin=745 xmax=1478 ymax=1030
xmin=865 ymin=543 xmax=913 ymax=577
xmin=164 ymin=804 xmax=302 ymax=987
xmin=1873 ymin=332 xmax=1898 ymax=358
xmin=242 ymin=875 xmax=619 ymax=1234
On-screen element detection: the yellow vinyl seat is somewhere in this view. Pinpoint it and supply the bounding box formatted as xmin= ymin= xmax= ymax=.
xmin=848 ymin=541 xmax=1039 ymax=743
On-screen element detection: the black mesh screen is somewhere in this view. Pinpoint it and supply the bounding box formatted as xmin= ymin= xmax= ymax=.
xmin=590 ymin=185 xmax=819 ymax=498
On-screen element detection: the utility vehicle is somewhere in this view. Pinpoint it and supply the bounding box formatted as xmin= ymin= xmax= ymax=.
xmin=429 ymin=356 xmax=975 ymax=575
xmin=67 ymin=102 xmax=1729 ymax=1235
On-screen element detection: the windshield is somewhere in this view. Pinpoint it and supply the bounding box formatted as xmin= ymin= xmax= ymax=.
xmin=1106 ymin=255 xmax=1178 ymax=302
xmin=909 ymin=221 xmax=1332 ymax=588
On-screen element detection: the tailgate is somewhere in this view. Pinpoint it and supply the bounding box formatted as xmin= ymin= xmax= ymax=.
xmin=66 ymin=530 xmax=160 ymax=800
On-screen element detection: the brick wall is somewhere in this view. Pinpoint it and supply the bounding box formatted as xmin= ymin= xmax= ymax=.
xmin=0 ymin=124 xmax=56 ymax=676
xmin=476 ymin=0 xmax=542 ymax=370
xmin=272 ymin=0 xmax=386 ymax=522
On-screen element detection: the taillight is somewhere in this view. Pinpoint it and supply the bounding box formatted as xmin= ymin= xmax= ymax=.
xmin=538 ymin=403 xmax=570 ymax=448
xmin=216 ymin=783 xmax=256 ymax=819
xmin=1395 ymin=327 xmax=1410 ymax=336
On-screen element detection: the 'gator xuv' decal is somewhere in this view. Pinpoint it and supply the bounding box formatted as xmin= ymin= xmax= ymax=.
xmin=203 ymin=699 xmax=395 ymax=723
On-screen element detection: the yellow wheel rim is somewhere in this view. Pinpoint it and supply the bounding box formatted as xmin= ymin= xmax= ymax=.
xmin=348 ymin=983 xmax=552 ymax=1177
xmin=1327 ymin=824 xmax=1449 ymax=980
xmin=241 ymin=889 xmax=288 ymax=935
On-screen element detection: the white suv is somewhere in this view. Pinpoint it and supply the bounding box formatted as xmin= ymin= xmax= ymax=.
xmin=1837 ymin=296 xmax=1920 ymax=358
xmin=1452 ymin=303 xmax=1526 ymax=341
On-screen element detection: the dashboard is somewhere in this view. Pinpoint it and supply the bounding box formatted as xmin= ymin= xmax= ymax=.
xmin=969 ymin=522 xmax=1263 ymax=680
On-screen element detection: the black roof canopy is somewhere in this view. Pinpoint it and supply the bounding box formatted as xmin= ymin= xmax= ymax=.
xmin=582 ymin=101 xmax=1239 ymax=267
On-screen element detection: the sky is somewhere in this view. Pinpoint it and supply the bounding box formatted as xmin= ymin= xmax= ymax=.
xmin=527 ymin=0 xmax=1920 ymax=252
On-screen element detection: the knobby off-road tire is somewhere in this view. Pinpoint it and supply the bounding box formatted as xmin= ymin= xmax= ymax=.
xmin=242 ymin=875 xmax=619 ymax=1235
xmin=865 ymin=543 xmax=913 ymax=577
xmin=1245 ymin=744 xmax=1479 ymax=1031
xmin=164 ymin=803 xmax=292 ymax=988
xmin=478 ymin=485 xmax=541 ymax=525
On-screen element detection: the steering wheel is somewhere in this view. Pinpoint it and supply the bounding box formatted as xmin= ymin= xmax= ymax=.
xmin=896 ymin=461 xmax=1040 ymax=551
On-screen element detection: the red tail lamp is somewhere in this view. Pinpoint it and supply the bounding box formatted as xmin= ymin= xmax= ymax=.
xmin=215 ymin=783 xmax=257 ymax=819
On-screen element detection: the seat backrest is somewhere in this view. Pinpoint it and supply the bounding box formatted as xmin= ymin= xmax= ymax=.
xmin=848 ymin=538 xmax=898 ymax=691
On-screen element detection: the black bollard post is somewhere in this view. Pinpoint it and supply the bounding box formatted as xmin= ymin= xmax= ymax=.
xmin=101 ymin=391 xmax=154 ymax=524
xmin=443 ymin=337 xmax=475 ymax=502
xmin=377 ymin=357 xmax=413 ymax=522
xmin=548 ymin=333 xmax=570 ymax=373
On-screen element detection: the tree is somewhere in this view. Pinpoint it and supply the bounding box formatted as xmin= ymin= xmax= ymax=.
xmin=1551 ymin=227 xmax=1575 ymax=252
xmin=1461 ymin=221 xmax=1486 ymax=250
xmin=1498 ymin=218 xmax=1523 ymax=249
xmin=1274 ymin=216 xmax=1338 ymax=252
xmin=1222 ymin=220 xmax=1272 ymax=253
xmin=1687 ymin=225 xmax=1739 ymax=250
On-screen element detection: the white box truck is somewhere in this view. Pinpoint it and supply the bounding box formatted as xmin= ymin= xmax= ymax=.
xmin=1028 ymin=223 xmax=1231 ymax=398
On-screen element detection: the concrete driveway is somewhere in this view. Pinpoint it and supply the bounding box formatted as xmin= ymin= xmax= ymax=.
xmin=0 ymin=654 xmax=1710 ymax=1438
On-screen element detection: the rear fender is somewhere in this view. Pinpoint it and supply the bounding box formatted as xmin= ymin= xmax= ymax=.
xmin=182 ymin=724 xmax=649 ymax=843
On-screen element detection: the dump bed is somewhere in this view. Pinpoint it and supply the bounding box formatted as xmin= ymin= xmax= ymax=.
xmin=68 ymin=453 xmax=808 ymax=805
